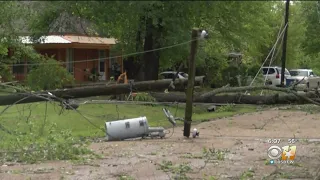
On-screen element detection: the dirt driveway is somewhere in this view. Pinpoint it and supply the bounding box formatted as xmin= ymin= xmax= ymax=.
xmin=1 ymin=109 xmax=319 ymax=180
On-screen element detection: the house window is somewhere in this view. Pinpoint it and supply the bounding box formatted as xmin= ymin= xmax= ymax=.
xmin=99 ymin=50 xmax=106 ymax=72
xmin=26 ymin=61 xmax=32 ymax=73
xmin=12 ymin=61 xmax=25 ymax=74
xmin=26 ymin=57 xmax=37 ymax=73
xmin=66 ymin=48 xmax=74 ymax=73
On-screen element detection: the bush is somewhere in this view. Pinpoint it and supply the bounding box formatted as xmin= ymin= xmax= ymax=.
xmin=26 ymin=57 xmax=74 ymax=91
xmin=220 ymin=64 xmax=250 ymax=87
xmin=0 ymin=64 xmax=13 ymax=82
xmin=0 ymin=122 xmax=96 ymax=164
xmin=133 ymin=93 xmax=156 ymax=102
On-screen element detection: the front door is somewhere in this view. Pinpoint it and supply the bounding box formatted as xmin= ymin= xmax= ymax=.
xmin=98 ymin=50 xmax=106 ymax=81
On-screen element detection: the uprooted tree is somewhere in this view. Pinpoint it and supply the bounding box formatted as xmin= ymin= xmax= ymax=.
xmin=1 ymin=76 xmax=320 ymax=106
xmin=0 ymin=77 xmax=204 ymax=106
xmin=151 ymin=85 xmax=320 ymax=105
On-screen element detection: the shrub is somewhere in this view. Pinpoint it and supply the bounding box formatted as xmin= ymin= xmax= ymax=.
xmin=0 ymin=122 xmax=96 ymax=164
xmin=133 ymin=93 xmax=156 ymax=102
xmin=26 ymin=57 xmax=74 ymax=91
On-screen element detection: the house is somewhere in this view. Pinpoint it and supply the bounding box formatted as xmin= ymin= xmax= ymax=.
xmin=12 ymin=34 xmax=123 ymax=82
xmin=7 ymin=4 xmax=124 ymax=83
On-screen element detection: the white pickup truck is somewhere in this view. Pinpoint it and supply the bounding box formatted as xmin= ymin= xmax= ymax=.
xmin=288 ymin=69 xmax=320 ymax=90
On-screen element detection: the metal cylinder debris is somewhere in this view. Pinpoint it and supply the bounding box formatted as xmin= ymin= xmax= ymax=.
xmin=105 ymin=108 xmax=183 ymax=141
xmin=105 ymin=117 xmax=149 ymax=141
xmin=148 ymin=127 xmax=166 ymax=138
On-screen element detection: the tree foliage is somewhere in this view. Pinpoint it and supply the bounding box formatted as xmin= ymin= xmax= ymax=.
xmin=17 ymin=1 xmax=320 ymax=83
xmin=302 ymin=1 xmax=320 ymax=55
xmin=26 ymin=57 xmax=74 ymax=91
xmin=67 ymin=1 xmax=284 ymax=81
xmin=0 ymin=2 xmax=46 ymax=81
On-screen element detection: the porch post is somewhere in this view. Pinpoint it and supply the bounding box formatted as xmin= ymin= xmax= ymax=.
xmin=121 ymin=53 xmax=124 ymax=73
xmin=117 ymin=52 xmax=123 ymax=73
xmin=57 ymin=49 xmax=61 ymax=61
xmin=105 ymin=49 xmax=110 ymax=80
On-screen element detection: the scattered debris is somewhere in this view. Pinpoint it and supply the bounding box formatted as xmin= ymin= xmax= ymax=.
xmin=105 ymin=108 xmax=182 ymax=141
xmin=192 ymin=128 xmax=200 ymax=138
xmin=207 ymin=105 xmax=217 ymax=112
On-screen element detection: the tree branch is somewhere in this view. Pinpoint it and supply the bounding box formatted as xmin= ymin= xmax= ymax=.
xmin=199 ymin=85 xmax=320 ymax=106
xmin=200 ymin=85 xmax=294 ymax=99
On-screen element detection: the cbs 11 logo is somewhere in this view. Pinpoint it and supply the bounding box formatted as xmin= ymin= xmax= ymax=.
xmin=267 ymin=145 xmax=297 ymax=161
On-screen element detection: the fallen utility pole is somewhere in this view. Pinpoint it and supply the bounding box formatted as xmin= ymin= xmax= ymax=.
xmin=0 ymin=77 xmax=204 ymax=106
xmin=184 ymin=29 xmax=199 ymax=138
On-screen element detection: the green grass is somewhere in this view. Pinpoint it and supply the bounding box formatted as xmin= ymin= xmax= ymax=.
xmin=0 ymin=102 xmax=257 ymax=138
xmin=0 ymin=102 xmax=258 ymax=163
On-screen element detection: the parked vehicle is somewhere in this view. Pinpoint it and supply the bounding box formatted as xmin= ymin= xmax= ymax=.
xmin=261 ymin=66 xmax=291 ymax=86
xmin=289 ymin=69 xmax=316 ymax=84
xmin=159 ymin=71 xmax=189 ymax=79
xmin=288 ymin=69 xmax=320 ymax=90
xmin=159 ymin=71 xmax=206 ymax=85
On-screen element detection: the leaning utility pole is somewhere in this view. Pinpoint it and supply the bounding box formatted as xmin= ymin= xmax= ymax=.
xmin=280 ymin=0 xmax=290 ymax=86
xmin=183 ymin=29 xmax=199 ymax=137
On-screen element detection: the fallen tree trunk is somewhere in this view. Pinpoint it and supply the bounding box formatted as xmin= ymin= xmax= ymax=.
xmin=150 ymin=91 xmax=320 ymax=105
xmin=62 ymin=81 xmax=117 ymax=88
xmin=2 ymin=78 xmax=319 ymax=106
xmin=63 ymin=77 xmax=206 ymax=89
xmin=199 ymin=85 xmax=320 ymax=105
xmin=0 ymin=77 xmax=204 ymax=106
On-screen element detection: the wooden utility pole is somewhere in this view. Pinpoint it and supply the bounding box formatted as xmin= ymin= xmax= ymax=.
xmin=184 ymin=29 xmax=199 ymax=137
xmin=280 ymin=0 xmax=290 ymax=86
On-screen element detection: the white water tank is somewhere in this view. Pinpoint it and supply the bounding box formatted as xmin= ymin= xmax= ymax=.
xmin=105 ymin=116 xmax=149 ymax=141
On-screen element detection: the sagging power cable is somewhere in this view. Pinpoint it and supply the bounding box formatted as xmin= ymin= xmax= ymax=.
xmin=244 ymin=22 xmax=288 ymax=95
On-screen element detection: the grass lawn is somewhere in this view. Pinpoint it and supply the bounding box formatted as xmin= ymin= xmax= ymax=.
xmin=0 ymin=102 xmax=258 ymax=138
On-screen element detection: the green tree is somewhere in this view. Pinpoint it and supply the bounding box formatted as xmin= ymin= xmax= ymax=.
xmin=26 ymin=57 xmax=74 ymax=91
xmin=302 ymin=1 xmax=320 ymax=55
xmin=71 ymin=1 xmax=200 ymax=80
xmin=0 ymin=2 xmax=45 ymax=81
xmin=300 ymin=1 xmax=320 ymax=73
xmin=29 ymin=1 xmax=283 ymax=84
xmin=285 ymin=2 xmax=306 ymax=68
xmin=196 ymin=1 xmax=281 ymax=86
xmin=270 ymin=2 xmax=308 ymax=69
